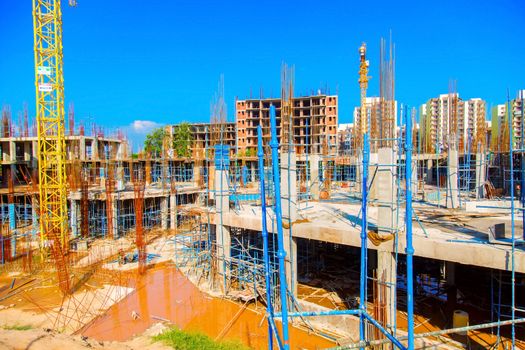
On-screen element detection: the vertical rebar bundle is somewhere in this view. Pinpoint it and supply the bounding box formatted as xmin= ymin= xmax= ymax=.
xmin=134 ymin=177 xmax=146 ymax=274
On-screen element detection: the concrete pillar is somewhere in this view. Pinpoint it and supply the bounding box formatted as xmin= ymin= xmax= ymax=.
xmin=427 ymin=159 xmax=433 ymax=184
xmin=356 ymin=153 xmax=362 ymax=197
xmin=284 ymin=236 xmax=298 ymax=295
xmin=79 ymin=137 xmax=86 ymax=161
xmin=169 ymin=194 xmax=177 ymax=229
xmin=447 ymin=147 xmax=459 ymax=209
xmin=32 ymin=198 xmax=38 ymax=232
xmin=281 ymin=152 xmax=298 ymax=222
xmin=111 ymin=199 xmax=118 ymax=239
xmin=23 ymin=142 xmax=31 ymax=162
xmin=161 ymin=196 xmax=168 ymax=230
xmin=1 ymin=142 xmax=8 ymax=162
xmin=309 ymin=154 xmax=320 ymax=200
xmin=215 ymin=169 xmax=231 ymax=283
xmin=412 ymin=158 xmax=418 ymax=197
xmin=91 ymin=138 xmax=98 ymax=161
xmin=9 ymin=141 xmax=15 ymax=162
xmin=368 ymin=152 xmax=379 ymax=200
xmin=250 ymin=162 xmax=256 ymax=183
xmin=194 ymin=164 xmax=202 ymax=187
xmin=280 ymin=152 xmax=298 ymax=295
xmin=116 ymin=165 xmax=125 ymax=191
xmin=31 ymin=141 xmax=38 ymax=168
xmin=445 ymin=261 xmax=457 ymax=314
xmin=476 ymin=152 xmax=486 ymax=199
xmin=376 ymin=147 xmax=397 ymax=330
xmin=70 ymin=199 xmax=78 ymax=237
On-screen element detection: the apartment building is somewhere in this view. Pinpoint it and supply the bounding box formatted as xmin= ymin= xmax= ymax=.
xmin=352 ymin=97 xmax=398 ymax=150
xmin=490 ymin=90 xmax=525 ymax=152
xmin=235 ymin=95 xmax=338 ymax=156
xmin=420 ymin=94 xmax=486 ymax=153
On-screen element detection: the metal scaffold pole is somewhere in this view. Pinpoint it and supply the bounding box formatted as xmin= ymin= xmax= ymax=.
xmin=269 ymin=104 xmax=290 ymax=350
xmin=404 ymin=105 xmax=415 ymax=350
xmin=257 ymin=124 xmax=275 ymax=350
xmin=359 ymin=131 xmax=369 ymax=350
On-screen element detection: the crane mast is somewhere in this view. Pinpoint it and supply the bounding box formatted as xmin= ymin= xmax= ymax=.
xmin=358 ymin=43 xmax=370 ymax=137
xmin=32 ymin=0 xmax=70 ymax=294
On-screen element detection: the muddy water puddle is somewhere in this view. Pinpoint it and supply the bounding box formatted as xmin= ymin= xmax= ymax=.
xmin=82 ymin=266 xmax=335 ymax=349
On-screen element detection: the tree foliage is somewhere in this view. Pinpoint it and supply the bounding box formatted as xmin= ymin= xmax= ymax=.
xmin=173 ymin=122 xmax=193 ymax=158
xmin=144 ymin=127 xmax=166 ymax=157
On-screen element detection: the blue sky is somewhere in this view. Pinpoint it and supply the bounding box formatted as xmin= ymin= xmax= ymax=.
xmin=1 ymin=0 xmax=524 ymax=148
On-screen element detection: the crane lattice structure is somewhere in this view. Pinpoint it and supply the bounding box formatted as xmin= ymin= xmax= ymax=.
xmin=355 ymin=42 xmax=370 ymax=150
xmin=32 ymin=0 xmax=71 ymax=294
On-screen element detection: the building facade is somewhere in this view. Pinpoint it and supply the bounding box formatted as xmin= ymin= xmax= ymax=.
xmin=420 ymin=94 xmax=487 ymax=153
xmin=235 ymin=95 xmax=338 ymax=156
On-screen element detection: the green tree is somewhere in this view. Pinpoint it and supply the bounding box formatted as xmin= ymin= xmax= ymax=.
xmin=173 ymin=122 xmax=193 ymax=158
xmin=144 ymin=127 xmax=166 ymax=157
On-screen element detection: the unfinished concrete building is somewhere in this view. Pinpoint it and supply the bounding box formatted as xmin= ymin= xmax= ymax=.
xmin=236 ymin=95 xmax=338 ymax=156
xmin=420 ymin=94 xmax=487 ymax=154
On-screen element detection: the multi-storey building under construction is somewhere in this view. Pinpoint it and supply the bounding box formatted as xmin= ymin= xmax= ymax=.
xmin=420 ymin=93 xmax=487 ymax=153
xmin=235 ymin=95 xmax=338 ymax=156
xmin=490 ymin=90 xmax=525 ymax=153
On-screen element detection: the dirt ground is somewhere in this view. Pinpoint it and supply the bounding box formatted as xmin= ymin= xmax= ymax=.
xmin=0 ymin=323 xmax=171 ymax=350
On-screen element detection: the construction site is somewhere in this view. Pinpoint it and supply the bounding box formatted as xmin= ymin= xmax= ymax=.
xmin=0 ymin=1 xmax=524 ymax=350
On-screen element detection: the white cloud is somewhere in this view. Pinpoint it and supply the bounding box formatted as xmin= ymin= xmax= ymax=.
xmin=130 ymin=120 xmax=161 ymax=134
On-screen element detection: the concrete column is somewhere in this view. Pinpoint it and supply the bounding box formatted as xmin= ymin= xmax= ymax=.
xmin=116 ymin=165 xmax=125 ymax=191
xmin=476 ymin=152 xmax=486 ymax=199
xmin=194 ymin=164 xmax=202 ymax=187
xmin=412 ymin=158 xmax=418 ymax=197
xmin=284 ymin=236 xmax=298 ymax=295
xmin=111 ymin=199 xmax=118 ymax=239
xmin=31 ymin=141 xmax=38 ymax=168
xmin=169 ymin=194 xmax=177 ymax=229
xmin=447 ymin=147 xmax=459 ymax=209
xmin=79 ymin=137 xmax=86 ymax=161
xmin=309 ymin=154 xmax=320 ymax=200
xmin=426 ymin=159 xmax=433 ymax=184
xmin=445 ymin=261 xmax=457 ymax=313
xmin=91 ymin=138 xmax=98 ymax=161
xmin=32 ymin=198 xmax=38 ymax=232
xmin=23 ymin=142 xmax=31 ymax=162
xmin=9 ymin=141 xmax=15 ymax=162
xmin=161 ymin=196 xmax=168 ymax=230
xmin=281 ymin=152 xmax=298 ymax=222
xmin=368 ymin=152 xmax=379 ymax=200
xmin=356 ymin=153 xmax=362 ymax=197
xmin=250 ymin=162 xmax=256 ymax=183
xmin=70 ymin=199 xmax=78 ymax=237
xmin=376 ymin=147 xmax=397 ymax=330
xmin=280 ymin=152 xmax=298 ymax=295
xmin=215 ymin=169 xmax=231 ymax=284
xmin=1 ymin=142 xmax=8 ymax=162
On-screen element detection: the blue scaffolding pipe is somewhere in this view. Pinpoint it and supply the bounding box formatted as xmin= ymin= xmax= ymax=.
xmin=404 ymin=105 xmax=415 ymax=350
xmin=508 ymin=94 xmax=516 ymax=348
xmin=362 ymin=313 xmax=406 ymax=350
xmin=269 ymin=104 xmax=290 ymax=350
xmin=359 ymin=132 xmax=369 ymax=350
xmin=257 ymin=125 xmax=274 ymax=350
xmin=274 ymin=309 xmax=361 ymax=318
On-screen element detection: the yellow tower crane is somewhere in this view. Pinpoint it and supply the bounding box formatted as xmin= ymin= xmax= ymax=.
xmin=358 ymin=43 xmax=370 ymax=139
xmin=32 ymin=0 xmax=76 ymax=294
